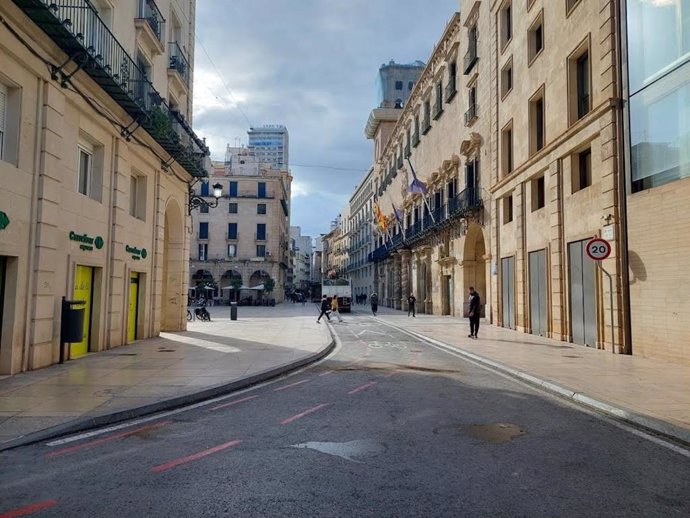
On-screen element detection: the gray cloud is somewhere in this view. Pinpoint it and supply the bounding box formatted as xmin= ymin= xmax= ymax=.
xmin=194 ymin=0 xmax=459 ymax=238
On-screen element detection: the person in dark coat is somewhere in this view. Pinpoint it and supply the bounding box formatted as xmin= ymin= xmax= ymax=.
xmin=316 ymin=295 xmax=331 ymax=323
xmin=468 ymin=287 xmax=481 ymax=339
xmin=370 ymin=292 xmax=379 ymax=316
xmin=407 ymin=293 xmax=416 ymax=317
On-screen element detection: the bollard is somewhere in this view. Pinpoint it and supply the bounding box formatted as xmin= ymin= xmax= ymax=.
xmin=230 ymin=301 xmax=237 ymax=321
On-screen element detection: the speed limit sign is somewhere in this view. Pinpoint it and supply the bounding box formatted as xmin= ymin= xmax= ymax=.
xmin=586 ymin=238 xmax=611 ymax=261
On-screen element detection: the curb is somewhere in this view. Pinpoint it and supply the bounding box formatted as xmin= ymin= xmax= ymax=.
xmin=0 ymin=336 xmax=336 ymax=452
xmin=377 ymin=319 xmax=690 ymax=447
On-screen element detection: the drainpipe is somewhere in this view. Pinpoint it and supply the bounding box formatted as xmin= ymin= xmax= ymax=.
xmin=104 ymin=135 xmax=118 ymax=349
xmin=613 ymin=0 xmax=632 ymax=354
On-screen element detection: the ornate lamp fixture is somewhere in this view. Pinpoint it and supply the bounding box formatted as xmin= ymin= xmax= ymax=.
xmin=188 ymin=182 xmax=223 ymax=214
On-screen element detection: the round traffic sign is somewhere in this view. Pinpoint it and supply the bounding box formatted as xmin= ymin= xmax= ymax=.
xmin=586 ymin=238 xmax=611 ymax=261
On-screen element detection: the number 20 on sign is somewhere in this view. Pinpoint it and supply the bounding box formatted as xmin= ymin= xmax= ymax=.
xmin=586 ymin=238 xmax=611 ymax=261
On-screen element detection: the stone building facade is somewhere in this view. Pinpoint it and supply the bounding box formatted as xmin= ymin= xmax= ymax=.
xmin=0 ymin=0 xmax=209 ymax=374
xmin=189 ymin=153 xmax=291 ymax=303
xmin=346 ymin=168 xmax=375 ymax=299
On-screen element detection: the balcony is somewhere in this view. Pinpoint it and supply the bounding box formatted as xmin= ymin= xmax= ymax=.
xmin=464 ymin=40 xmax=478 ymax=74
xmin=368 ymin=188 xmax=483 ymax=263
xmin=134 ymin=0 xmax=165 ymax=55
xmin=432 ymin=98 xmax=444 ymax=120
xmin=168 ymin=41 xmax=190 ymax=92
xmin=412 ymin=129 xmax=420 ymax=147
xmin=445 ymin=78 xmax=457 ymax=103
xmin=464 ymin=103 xmax=479 ymax=126
xmin=13 ymin=0 xmax=209 ymax=178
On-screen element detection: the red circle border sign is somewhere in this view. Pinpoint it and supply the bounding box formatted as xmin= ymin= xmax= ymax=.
xmin=586 ymin=238 xmax=612 ymax=261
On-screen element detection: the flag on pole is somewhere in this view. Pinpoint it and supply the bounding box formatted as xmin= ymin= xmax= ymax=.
xmin=374 ymin=200 xmax=387 ymax=232
xmin=406 ymin=158 xmax=435 ymax=223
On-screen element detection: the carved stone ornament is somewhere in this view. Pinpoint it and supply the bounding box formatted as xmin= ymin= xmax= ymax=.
xmin=460 ymin=132 xmax=482 ymax=157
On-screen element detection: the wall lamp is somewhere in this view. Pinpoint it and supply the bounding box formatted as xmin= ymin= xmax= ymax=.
xmin=188 ymin=182 xmax=223 ymax=214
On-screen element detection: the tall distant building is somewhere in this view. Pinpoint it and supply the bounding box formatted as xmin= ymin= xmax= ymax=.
xmin=247 ymin=125 xmax=289 ymax=169
xmin=375 ymin=60 xmax=425 ymax=109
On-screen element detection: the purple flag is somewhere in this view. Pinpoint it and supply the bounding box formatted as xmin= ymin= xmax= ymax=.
xmin=409 ymin=177 xmax=428 ymax=194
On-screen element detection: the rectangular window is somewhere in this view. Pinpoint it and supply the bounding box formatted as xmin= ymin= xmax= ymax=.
xmin=229 ymin=181 xmax=238 ymax=197
xmin=572 ymin=148 xmax=592 ymax=193
xmin=395 ymin=80 xmax=403 ymax=90
xmin=227 ymin=244 xmax=237 ymax=258
xmin=566 ymin=0 xmax=582 ymax=16
xmin=528 ymin=12 xmax=544 ymax=64
xmin=78 ymin=147 xmax=92 ymax=196
xmin=199 ymin=222 xmax=209 ymax=240
xmin=503 ymin=195 xmax=514 ymax=224
xmin=413 ymin=115 xmax=420 ymax=146
xmin=446 ymin=61 xmax=457 ymax=102
xmin=228 ymin=222 xmax=237 ymax=239
xmin=465 ymin=84 xmax=478 ymax=126
xmin=433 ymin=81 xmax=444 ymax=119
xmin=501 ymin=123 xmax=513 ymax=176
xmin=576 ymin=51 xmax=590 ymax=119
xmin=129 ymin=174 xmax=146 ymax=220
xmin=529 ymin=90 xmax=545 ymax=155
xmin=198 ymin=243 xmax=208 ymax=261
xmin=501 ymin=58 xmax=513 ymax=98
xmin=257 ymin=203 xmax=267 ymax=214
xmin=500 ymin=1 xmax=512 ymax=49
xmin=630 ymin=61 xmax=690 ymax=191
xmin=200 ymin=182 xmax=209 ymax=196
xmin=256 ymin=245 xmax=266 ymax=257
xmin=256 ymin=223 xmax=266 ymax=240
xmin=258 ymin=182 xmax=266 ymax=198
xmin=228 ymin=202 xmax=238 ymax=214
xmin=423 ymin=100 xmax=431 ymax=133
xmin=200 ymin=204 xmax=209 ymax=214
xmin=532 ymin=176 xmax=545 ymax=211
xmin=0 ymin=84 xmax=5 ymax=160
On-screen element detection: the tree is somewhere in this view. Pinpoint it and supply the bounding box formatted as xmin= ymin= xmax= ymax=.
xmin=230 ymin=276 xmax=243 ymax=302
xmin=263 ymin=277 xmax=275 ymax=295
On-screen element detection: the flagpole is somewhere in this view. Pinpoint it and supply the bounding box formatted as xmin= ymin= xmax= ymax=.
xmin=406 ymin=158 xmax=435 ymax=223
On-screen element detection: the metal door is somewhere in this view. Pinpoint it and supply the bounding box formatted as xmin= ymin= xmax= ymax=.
xmin=569 ymin=240 xmax=597 ymax=346
xmin=128 ymin=272 xmax=139 ymax=343
xmin=501 ymin=256 xmax=515 ymax=329
xmin=529 ymin=250 xmax=548 ymax=336
xmin=72 ymin=265 xmax=94 ymax=358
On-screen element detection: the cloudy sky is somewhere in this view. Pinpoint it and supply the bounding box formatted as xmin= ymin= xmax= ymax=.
xmin=193 ymin=0 xmax=459 ymax=239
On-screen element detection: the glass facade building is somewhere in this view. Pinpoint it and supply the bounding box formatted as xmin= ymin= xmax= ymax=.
xmin=626 ymin=0 xmax=690 ymax=192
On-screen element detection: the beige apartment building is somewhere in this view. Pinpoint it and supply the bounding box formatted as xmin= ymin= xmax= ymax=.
xmin=367 ymin=11 xmax=489 ymax=317
xmin=189 ymin=152 xmax=291 ymax=304
xmin=346 ymin=168 xmax=375 ymax=299
xmin=0 ymin=0 xmax=209 ymax=375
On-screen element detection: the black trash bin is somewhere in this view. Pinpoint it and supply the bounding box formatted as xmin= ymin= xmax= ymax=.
xmin=61 ymin=298 xmax=85 ymax=363
xmin=230 ymin=302 xmax=238 ymax=321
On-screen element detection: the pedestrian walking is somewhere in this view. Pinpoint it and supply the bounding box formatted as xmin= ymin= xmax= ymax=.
xmin=331 ymin=295 xmax=343 ymax=322
xmin=316 ymin=295 xmax=331 ymax=323
xmin=468 ymin=286 xmax=481 ymax=339
xmin=407 ymin=293 xmax=416 ymax=317
xmin=370 ymin=292 xmax=379 ymax=316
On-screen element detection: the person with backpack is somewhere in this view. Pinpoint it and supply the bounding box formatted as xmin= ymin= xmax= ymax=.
xmin=316 ymin=295 xmax=331 ymax=323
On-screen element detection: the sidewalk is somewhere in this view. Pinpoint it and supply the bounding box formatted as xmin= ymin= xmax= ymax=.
xmin=0 ymin=303 xmax=332 ymax=450
xmin=367 ymin=306 xmax=690 ymax=445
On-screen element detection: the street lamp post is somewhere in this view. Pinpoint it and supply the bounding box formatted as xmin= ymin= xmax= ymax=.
xmin=188 ymin=182 xmax=223 ymax=214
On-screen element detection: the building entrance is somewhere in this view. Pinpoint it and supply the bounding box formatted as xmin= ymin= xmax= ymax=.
xmin=72 ymin=265 xmax=94 ymax=358
xmin=128 ymin=272 xmax=140 ymax=343
xmin=443 ymin=275 xmax=452 ymax=315
xmin=568 ymin=240 xmax=597 ymax=347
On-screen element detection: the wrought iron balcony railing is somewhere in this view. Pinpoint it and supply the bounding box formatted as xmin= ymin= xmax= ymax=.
xmin=368 ymin=188 xmax=483 ymax=262
xmin=464 ymin=40 xmax=478 ymax=74
xmin=13 ymin=0 xmax=209 ymax=178
xmin=168 ymin=41 xmax=190 ymax=88
xmin=464 ymin=103 xmax=479 ymax=126
xmin=138 ymin=0 xmax=165 ymax=43
xmin=445 ymin=78 xmax=457 ymax=103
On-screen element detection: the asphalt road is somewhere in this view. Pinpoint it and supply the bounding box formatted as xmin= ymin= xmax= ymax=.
xmin=1 ymin=311 xmax=689 ymax=517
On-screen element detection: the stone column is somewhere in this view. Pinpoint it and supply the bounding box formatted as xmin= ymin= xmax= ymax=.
xmin=392 ymin=252 xmax=402 ymax=310
xmin=400 ymin=250 xmax=411 ymax=311
xmin=422 ymin=246 xmax=433 ymax=315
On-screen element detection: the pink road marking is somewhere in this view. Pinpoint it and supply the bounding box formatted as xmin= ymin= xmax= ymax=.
xmin=348 ymin=381 xmax=378 ymax=395
xmin=46 ymin=421 xmax=171 ymax=458
xmin=210 ymin=395 xmax=259 ymax=411
xmin=318 ymin=370 xmax=334 ymax=377
xmin=383 ymin=370 xmax=400 ymax=378
xmin=280 ymin=403 xmax=331 ymax=425
xmin=0 ymin=500 xmax=58 ymax=518
xmin=151 ymin=439 xmax=242 ymax=473
xmin=273 ymin=379 xmax=310 ymax=392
